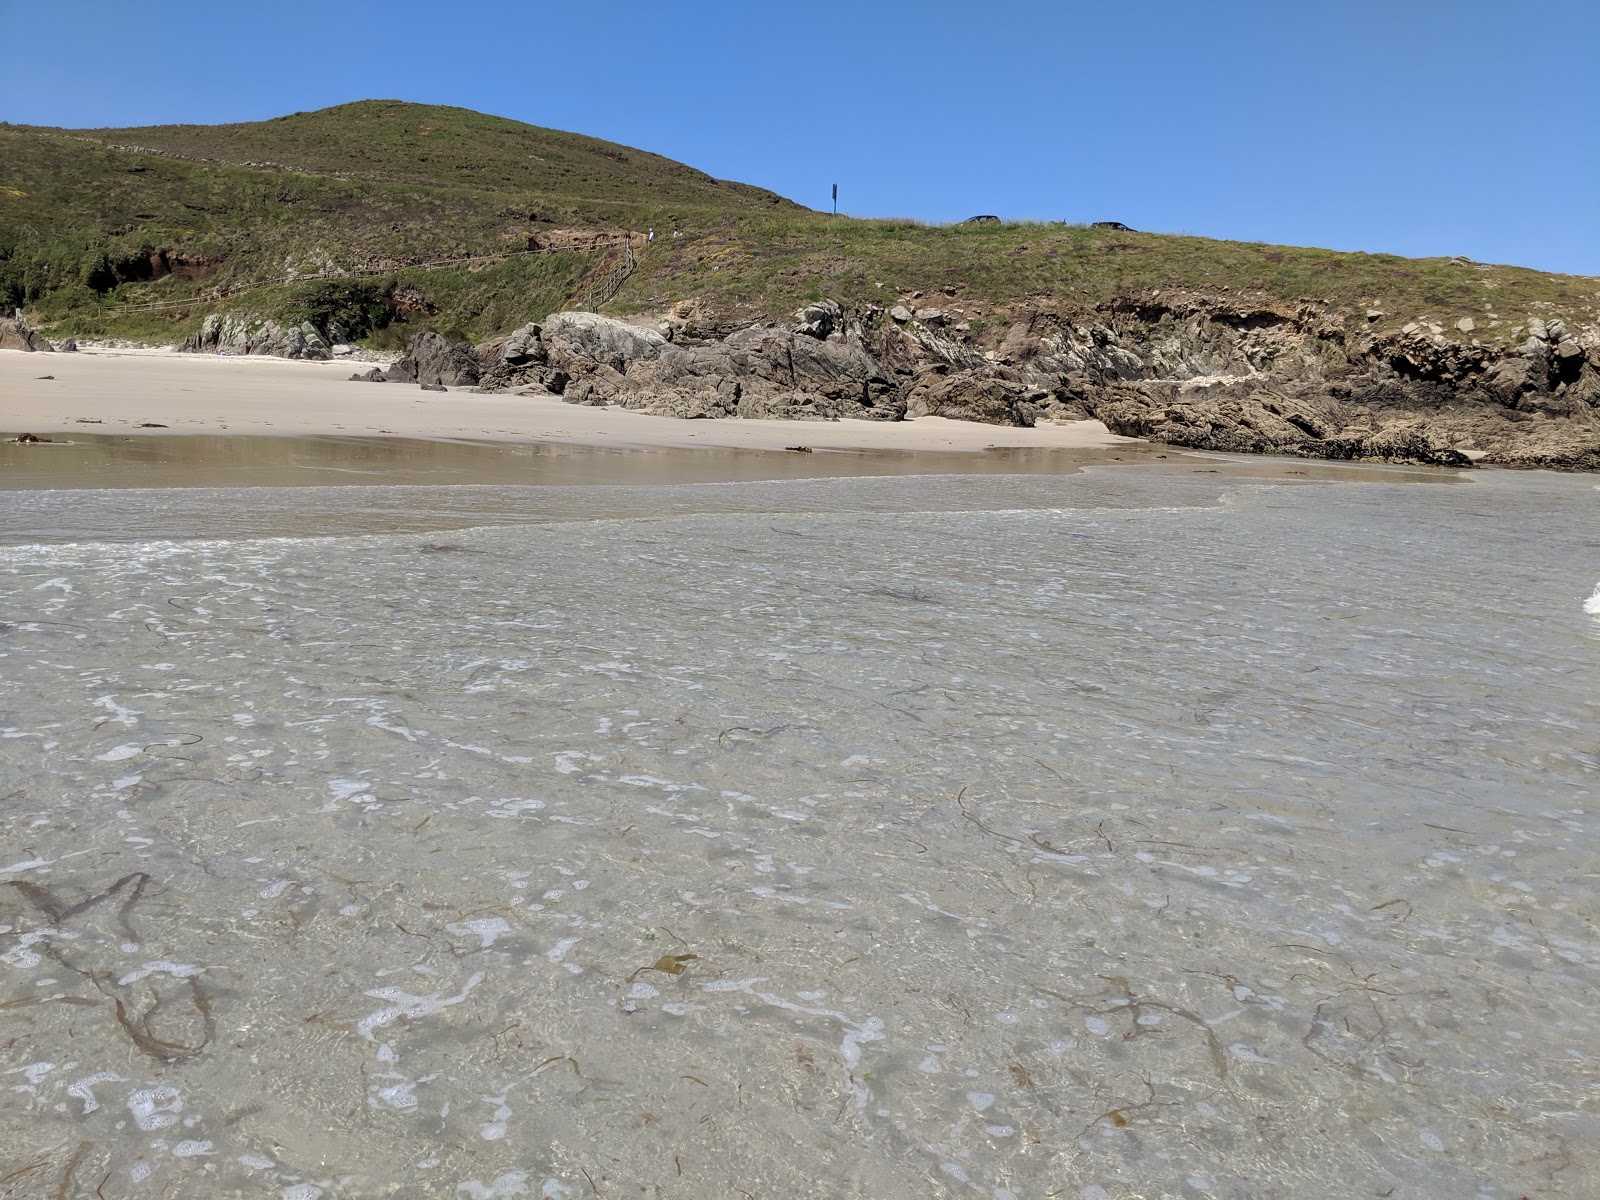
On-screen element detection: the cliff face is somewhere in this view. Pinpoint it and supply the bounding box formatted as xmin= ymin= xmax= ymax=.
xmin=983 ymin=292 xmax=1600 ymax=469
xmin=447 ymin=294 xmax=1599 ymax=469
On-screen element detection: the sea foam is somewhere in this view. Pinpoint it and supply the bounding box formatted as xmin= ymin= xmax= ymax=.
xmin=1586 ymin=583 xmax=1600 ymax=616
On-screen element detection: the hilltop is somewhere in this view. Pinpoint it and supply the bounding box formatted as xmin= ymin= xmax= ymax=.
xmin=2 ymin=101 xmax=1598 ymax=467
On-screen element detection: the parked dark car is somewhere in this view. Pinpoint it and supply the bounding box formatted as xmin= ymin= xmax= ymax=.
xmin=1091 ymin=221 xmax=1135 ymax=231
xmin=962 ymin=215 xmax=1001 ymax=224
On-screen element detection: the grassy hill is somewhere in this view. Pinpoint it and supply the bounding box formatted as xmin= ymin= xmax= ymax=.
xmin=2 ymin=101 xmax=1595 ymax=349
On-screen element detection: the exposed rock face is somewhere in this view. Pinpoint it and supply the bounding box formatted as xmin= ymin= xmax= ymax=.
xmin=541 ymin=312 xmax=666 ymax=374
xmin=184 ymin=312 xmax=331 ymax=359
xmin=903 ymin=365 xmax=1049 ymax=426
xmin=460 ymin=298 xmax=1600 ymax=466
xmin=475 ymin=321 xmax=570 ymax=394
xmin=384 ymin=331 xmax=480 ymax=388
xmin=0 ymin=319 xmax=55 ymax=352
xmin=487 ymin=311 xmax=903 ymax=421
xmin=1062 ymin=300 xmax=1600 ymax=469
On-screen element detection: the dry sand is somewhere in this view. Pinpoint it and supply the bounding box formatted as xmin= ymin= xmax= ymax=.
xmin=0 ymin=347 xmax=1133 ymax=453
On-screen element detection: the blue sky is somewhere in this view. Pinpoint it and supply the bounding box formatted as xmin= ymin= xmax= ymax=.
xmin=4 ymin=0 xmax=1596 ymax=275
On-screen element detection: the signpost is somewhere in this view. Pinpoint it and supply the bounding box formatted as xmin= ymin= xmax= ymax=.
xmin=832 ymin=184 xmax=837 ymax=217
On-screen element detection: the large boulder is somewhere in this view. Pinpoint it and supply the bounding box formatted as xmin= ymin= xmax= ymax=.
xmin=541 ymin=312 xmax=666 ymax=374
xmin=1356 ymin=422 xmax=1476 ymax=467
xmin=1091 ymin=383 xmax=1345 ymax=454
xmin=792 ymin=299 xmax=843 ymax=340
xmin=0 ymin=319 xmax=54 ymax=352
xmin=476 ymin=322 xmax=553 ymax=391
xmin=903 ymin=366 xmax=1045 ymax=426
xmin=385 ymin=331 xmax=480 ymax=388
xmin=603 ymin=325 xmax=902 ymax=420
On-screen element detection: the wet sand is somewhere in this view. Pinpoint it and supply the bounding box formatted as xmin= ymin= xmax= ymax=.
xmin=0 ymin=346 xmax=1131 ymax=453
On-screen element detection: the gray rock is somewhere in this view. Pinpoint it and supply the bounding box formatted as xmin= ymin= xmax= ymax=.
xmin=58 ymin=337 xmax=78 ymax=352
xmin=419 ymin=382 xmax=448 ymax=393
xmin=1527 ymin=318 xmax=1548 ymax=341
xmin=889 ymin=305 xmax=913 ymax=323
xmin=542 ymin=312 xmax=666 ymax=374
xmin=0 ymin=319 xmax=55 ymax=352
xmin=500 ymin=322 xmax=545 ymax=363
xmin=331 ymin=344 xmax=354 ymax=356
xmin=792 ymin=299 xmax=843 ymax=340
xmin=183 ymin=311 xmax=332 ymax=360
xmin=913 ymin=307 xmax=947 ymax=326
xmin=904 ymin=367 xmax=1040 ymax=426
xmin=386 ymin=332 xmax=480 ymax=388
xmin=349 ymin=367 xmax=387 ymax=382
xmin=1555 ymin=339 xmax=1584 ymax=360
xmin=602 ymin=324 xmax=900 ymax=420
xmin=1456 ymin=317 xmax=1475 ymax=333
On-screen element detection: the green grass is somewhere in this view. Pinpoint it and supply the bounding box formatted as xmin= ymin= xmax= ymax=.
xmin=2 ymin=101 xmax=1595 ymax=348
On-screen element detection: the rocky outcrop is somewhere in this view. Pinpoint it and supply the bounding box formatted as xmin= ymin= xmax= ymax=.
xmin=476 ymin=311 xmax=904 ymax=421
xmin=383 ymin=331 xmax=480 ymax=388
xmin=1063 ymin=299 xmax=1600 ymax=468
xmin=903 ymin=365 xmax=1052 ymax=426
xmin=184 ymin=312 xmax=331 ymax=359
xmin=0 ymin=319 xmax=55 ymax=352
xmin=475 ymin=321 xmax=570 ymax=394
xmin=456 ymin=297 xmax=1599 ymax=466
xmin=542 ymin=312 xmax=666 ymax=374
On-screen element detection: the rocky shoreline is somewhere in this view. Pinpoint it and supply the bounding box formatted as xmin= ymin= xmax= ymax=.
xmin=9 ymin=292 xmax=1598 ymax=469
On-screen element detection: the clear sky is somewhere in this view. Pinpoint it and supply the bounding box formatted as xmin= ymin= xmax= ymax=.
xmin=4 ymin=0 xmax=1596 ymax=275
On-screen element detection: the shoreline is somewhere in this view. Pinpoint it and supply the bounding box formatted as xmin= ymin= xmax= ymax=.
xmin=0 ymin=346 xmax=1134 ymax=454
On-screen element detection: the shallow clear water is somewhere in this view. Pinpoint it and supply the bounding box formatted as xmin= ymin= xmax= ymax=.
xmin=1 ymin=460 xmax=1597 ymax=1199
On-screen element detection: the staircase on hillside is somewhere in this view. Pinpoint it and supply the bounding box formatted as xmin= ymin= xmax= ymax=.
xmin=567 ymin=237 xmax=636 ymax=311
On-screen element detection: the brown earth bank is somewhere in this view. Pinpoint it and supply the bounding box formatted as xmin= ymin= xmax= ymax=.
xmin=9 ymin=289 xmax=1598 ymax=469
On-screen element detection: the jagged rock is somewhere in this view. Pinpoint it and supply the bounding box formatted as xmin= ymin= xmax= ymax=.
xmin=501 ymin=322 xmax=545 ymax=363
xmin=331 ymin=344 xmax=354 ymax=356
xmin=542 ymin=312 xmax=665 ymax=374
xmin=792 ymin=300 xmax=842 ymax=339
xmin=349 ymin=367 xmax=387 ymax=382
xmin=58 ymin=337 xmax=78 ymax=352
xmin=904 ymin=366 xmax=1041 ymax=426
xmin=914 ymin=307 xmax=946 ymax=326
xmin=420 ymin=382 xmax=448 ymax=393
xmin=1357 ymin=423 xmax=1475 ymax=467
xmin=1479 ymin=357 xmax=1534 ymax=404
xmin=458 ymin=289 xmax=1600 ymax=469
xmin=1092 ymin=383 xmax=1347 ymax=455
xmin=475 ymin=322 xmax=553 ymax=391
xmin=1527 ymin=318 xmax=1548 ymax=341
xmin=614 ymin=325 xmax=901 ymax=420
xmin=0 ymin=319 xmax=54 ymax=352
xmin=183 ymin=312 xmax=332 ymax=360
xmin=386 ymin=331 xmax=479 ymax=387
xmin=1457 ymin=317 xmax=1476 ymax=333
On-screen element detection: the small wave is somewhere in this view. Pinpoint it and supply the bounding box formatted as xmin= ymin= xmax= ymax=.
xmin=1586 ymin=583 xmax=1600 ymax=616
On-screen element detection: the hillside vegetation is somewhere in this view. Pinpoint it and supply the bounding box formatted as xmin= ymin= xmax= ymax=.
xmin=2 ymin=100 xmax=1596 ymax=350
